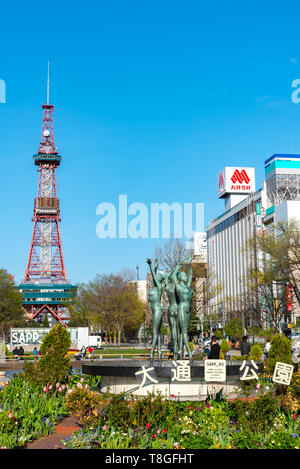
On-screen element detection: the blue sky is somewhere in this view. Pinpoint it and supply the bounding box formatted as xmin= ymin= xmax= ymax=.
xmin=1 ymin=0 xmax=300 ymax=284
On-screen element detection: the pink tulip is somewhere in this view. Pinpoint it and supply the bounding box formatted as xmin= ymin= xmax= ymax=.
xmin=8 ymin=411 xmax=12 ymax=419
xmin=56 ymin=383 xmax=59 ymax=388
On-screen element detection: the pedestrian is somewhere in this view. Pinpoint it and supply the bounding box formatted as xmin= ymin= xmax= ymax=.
xmin=87 ymin=346 xmax=94 ymax=359
xmin=33 ymin=347 xmax=38 ymax=356
xmin=240 ymin=336 xmax=251 ymax=357
xmin=167 ymin=340 xmax=174 ymax=360
xmin=19 ymin=345 xmax=24 ymax=359
xmin=207 ymin=336 xmax=221 ymax=359
xmin=264 ymin=339 xmax=271 ymax=359
xmin=81 ymin=345 xmax=86 ymax=359
xmin=12 ymin=346 xmax=19 ymax=358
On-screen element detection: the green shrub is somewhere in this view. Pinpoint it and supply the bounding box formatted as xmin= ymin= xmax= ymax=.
xmin=234 ymin=392 xmax=280 ymax=433
xmin=250 ymin=344 xmax=263 ymax=361
xmin=24 ymin=324 xmax=71 ymax=386
xmin=267 ymin=334 xmax=292 ymax=375
xmin=231 ymin=354 xmax=249 ymax=361
xmin=220 ymin=339 xmax=231 ymax=354
xmin=65 ymin=385 xmax=101 ymax=427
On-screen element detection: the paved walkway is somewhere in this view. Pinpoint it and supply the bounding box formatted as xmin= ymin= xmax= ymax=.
xmin=25 ymin=416 xmax=81 ymax=450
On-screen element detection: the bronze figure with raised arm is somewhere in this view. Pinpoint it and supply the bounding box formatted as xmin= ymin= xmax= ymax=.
xmin=165 ymin=265 xmax=179 ymax=359
xmin=146 ymin=258 xmax=165 ymax=364
xmin=171 ymin=255 xmax=193 ymax=361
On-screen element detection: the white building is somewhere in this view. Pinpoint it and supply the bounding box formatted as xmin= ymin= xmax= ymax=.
xmin=130 ymin=280 xmax=148 ymax=304
xmin=206 ymin=155 xmax=300 ymax=326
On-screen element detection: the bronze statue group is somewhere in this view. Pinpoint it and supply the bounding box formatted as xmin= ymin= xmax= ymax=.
xmin=146 ymin=256 xmax=193 ymax=364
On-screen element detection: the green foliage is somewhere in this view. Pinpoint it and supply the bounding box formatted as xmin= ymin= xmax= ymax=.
xmin=231 ymin=354 xmax=249 ymax=361
xmin=0 ymin=268 xmax=24 ymax=342
xmin=224 ymin=318 xmax=243 ymax=340
xmin=42 ymin=315 xmax=50 ymax=328
xmin=234 ymin=393 xmax=280 ymax=433
xmin=0 ymin=374 xmax=68 ymax=448
xmin=100 ymin=392 xmax=174 ymax=432
xmin=24 ymin=324 xmax=71 ymax=386
xmin=250 ymin=344 xmax=263 ymax=361
xmin=220 ymin=339 xmax=231 ymax=353
xmin=267 ymin=334 xmax=292 ymax=375
xmin=2 ymin=368 xmax=300 ymax=449
xmin=65 ymin=384 xmax=101 ymax=427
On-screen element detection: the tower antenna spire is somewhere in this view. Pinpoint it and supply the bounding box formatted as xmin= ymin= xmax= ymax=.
xmin=47 ymin=61 xmax=50 ymax=105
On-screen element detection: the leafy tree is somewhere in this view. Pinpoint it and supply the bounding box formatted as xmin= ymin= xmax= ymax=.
xmin=224 ymin=318 xmax=243 ymax=340
xmin=0 ymin=269 xmax=23 ymax=343
xmin=24 ymin=324 xmax=71 ymax=386
xmin=249 ymin=219 xmax=300 ymax=312
xmin=75 ymin=272 xmax=146 ymax=343
xmin=267 ymin=333 xmax=292 ymax=375
xmin=240 ymin=256 xmax=288 ymax=332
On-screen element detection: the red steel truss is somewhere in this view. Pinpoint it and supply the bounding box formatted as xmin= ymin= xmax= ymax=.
xmin=24 ymin=104 xmax=67 ymax=283
xmin=20 ymin=97 xmax=74 ymax=326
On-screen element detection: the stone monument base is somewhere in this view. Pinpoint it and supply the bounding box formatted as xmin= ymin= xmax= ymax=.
xmin=82 ymin=360 xmax=260 ymax=400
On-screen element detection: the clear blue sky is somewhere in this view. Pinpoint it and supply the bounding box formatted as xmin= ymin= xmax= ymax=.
xmin=1 ymin=0 xmax=300 ymax=285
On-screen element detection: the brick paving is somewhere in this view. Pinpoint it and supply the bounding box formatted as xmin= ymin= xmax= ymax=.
xmin=25 ymin=416 xmax=81 ymax=450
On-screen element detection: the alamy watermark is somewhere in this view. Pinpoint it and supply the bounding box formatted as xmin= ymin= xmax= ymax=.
xmin=0 ymin=79 xmax=6 ymax=103
xmin=96 ymin=195 xmax=204 ymax=242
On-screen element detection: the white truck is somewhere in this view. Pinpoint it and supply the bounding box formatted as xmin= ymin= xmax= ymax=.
xmin=10 ymin=327 xmax=102 ymax=351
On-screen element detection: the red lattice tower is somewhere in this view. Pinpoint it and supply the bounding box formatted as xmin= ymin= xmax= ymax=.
xmin=18 ymin=70 xmax=76 ymax=327
xmin=24 ymin=102 xmax=66 ymax=283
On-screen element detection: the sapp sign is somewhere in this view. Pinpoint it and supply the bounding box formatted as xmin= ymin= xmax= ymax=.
xmin=11 ymin=328 xmax=51 ymax=346
xmin=218 ymin=167 xmax=255 ymax=198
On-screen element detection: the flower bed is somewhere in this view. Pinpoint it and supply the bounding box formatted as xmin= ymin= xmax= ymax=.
xmin=0 ymin=371 xmax=100 ymax=449
xmin=63 ymin=388 xmax=300 ymax=450
xmin=0 ymin=370 xmax=299 ymax=450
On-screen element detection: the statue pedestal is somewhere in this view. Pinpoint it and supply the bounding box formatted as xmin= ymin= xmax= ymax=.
xmin=82 ymin=360 xmax=262 ymax=400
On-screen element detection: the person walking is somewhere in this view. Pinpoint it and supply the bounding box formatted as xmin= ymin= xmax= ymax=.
xmin=167 ymin=340 xmax=174 ymax=360
xmin=240 ymin=336 xmax=251 ymax=356
xmin=12 ymin=346 xmax=19 ymax=359
xmin=207 ymin=336 xmax=221 ymax=359
xmin=18 ymin=346 xmax=24 ymax=360
xmin=87 ymin=346 xmax=94 ymax=359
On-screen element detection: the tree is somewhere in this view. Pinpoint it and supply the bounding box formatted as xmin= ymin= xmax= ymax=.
xmin=239 ymin=266 xmax=287 ymax=333
xmin=224 ymin=318 xmax=243 ymax=340
xmin=0 ymin=269 xmax=23 ymax=343
xmin=249 ymin=219 xmax=300 ymax=312
xmin=153 ymin=236 xmax=187 ymax=272
xmin=24 ymin=324 xmax=71 ymax=386
xmin=75 ymin=272 xmax=146 ymax=343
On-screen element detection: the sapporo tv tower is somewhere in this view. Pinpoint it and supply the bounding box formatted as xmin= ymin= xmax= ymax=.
xmin=18 ymin=65 xmax=77 ymax=327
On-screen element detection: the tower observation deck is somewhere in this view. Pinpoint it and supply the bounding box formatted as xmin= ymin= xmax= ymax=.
xmin=17 ymin=83 xmax=77 ymax=327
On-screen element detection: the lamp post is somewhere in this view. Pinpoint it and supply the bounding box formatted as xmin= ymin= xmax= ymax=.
xmin=143 ymin=311 xmax=146 ymax=349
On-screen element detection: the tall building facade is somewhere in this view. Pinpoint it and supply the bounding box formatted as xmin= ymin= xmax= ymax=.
xmin=206 ymin=155 xmax=300 ymax=327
